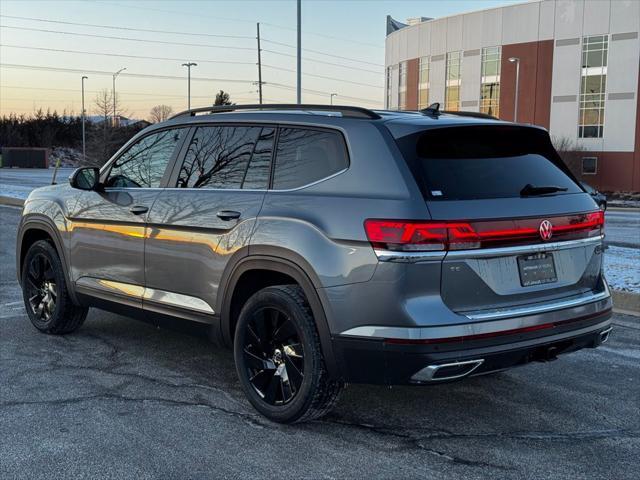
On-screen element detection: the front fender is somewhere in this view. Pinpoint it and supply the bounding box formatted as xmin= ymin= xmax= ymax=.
xmin=17 ymin=188 xmax=78 ymax=303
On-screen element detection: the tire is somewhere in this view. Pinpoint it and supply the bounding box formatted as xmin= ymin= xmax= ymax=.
xmin=234 ymin=285 xmax=343 ymax=423
xmin=21 ymin=240 xmax=88 ymax=334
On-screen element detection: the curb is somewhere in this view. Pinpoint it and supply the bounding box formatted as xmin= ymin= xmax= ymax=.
xmin=612 ymin=290 xmax=640 ymax=317
xmin=0 ymin=195 xmax=25 ymax=207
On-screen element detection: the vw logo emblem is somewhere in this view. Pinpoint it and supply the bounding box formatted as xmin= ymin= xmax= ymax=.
xmin=539 ymin=220 xmax=553 ymax=241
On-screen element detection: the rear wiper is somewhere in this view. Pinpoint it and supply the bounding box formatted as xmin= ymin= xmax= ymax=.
xmin=520 ymin=184 xmax=568 ymax=196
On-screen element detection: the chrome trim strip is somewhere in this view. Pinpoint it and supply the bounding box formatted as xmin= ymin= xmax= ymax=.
xmin=340 ymin=318 xmax=611 ymax=343
xmin=143 ymin=288 xmax=215 ymax=314
xmin=374 ymin=249 xmax=446 ymax=262
xmin=445 ymin=235 xmax=603 ymax=259
xmin=339 ymin=291 xmax=611 ymax=340
xmin=76 ymin=277 xmax=145 ymax=298
xmin=465 ymin=286 xmax=610 ymax=321
xmin=75 ymin=277 xmax=214 ymax=314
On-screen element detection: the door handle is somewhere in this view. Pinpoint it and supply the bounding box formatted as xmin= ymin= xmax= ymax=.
xmin=129 ymin=205 xmax=149 ymax=215
xmin=216 ymin=210 xmax=241 ymax=221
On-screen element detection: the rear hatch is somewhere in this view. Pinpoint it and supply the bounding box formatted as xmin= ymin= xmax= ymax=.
xmin=393 ymin=123 xmax=605 ymax=315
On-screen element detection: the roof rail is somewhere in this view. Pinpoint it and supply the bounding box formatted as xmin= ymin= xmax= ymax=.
xmin=169 ymin=104 xmax=381 ymax=120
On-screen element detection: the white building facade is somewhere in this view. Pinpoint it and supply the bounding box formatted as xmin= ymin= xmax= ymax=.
xmin=385 ymin=0 xmax=640 ymax=192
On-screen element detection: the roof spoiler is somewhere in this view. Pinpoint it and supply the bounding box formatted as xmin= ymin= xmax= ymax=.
xmin=419 ymin=103 xmax=498 ymax=120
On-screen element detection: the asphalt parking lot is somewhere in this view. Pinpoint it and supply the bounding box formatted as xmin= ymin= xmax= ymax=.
xmin=1 ymin=204 xmax=639 ymax=479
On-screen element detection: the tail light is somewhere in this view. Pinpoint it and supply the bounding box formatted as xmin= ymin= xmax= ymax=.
xmin=364 ymin=211 xmax=604 ymax=252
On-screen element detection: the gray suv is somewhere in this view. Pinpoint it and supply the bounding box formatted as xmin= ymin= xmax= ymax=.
xmin=16 ymin=104 xmax=612 ymax=423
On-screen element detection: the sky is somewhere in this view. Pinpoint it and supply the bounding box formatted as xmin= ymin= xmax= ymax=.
xmin=0 ymin=0 xmax=523 ymax=119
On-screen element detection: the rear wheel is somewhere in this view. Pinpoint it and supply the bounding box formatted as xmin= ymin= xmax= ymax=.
xmin=234 ymin=285 xmax=343 ymax=423
xmin=21 ymin=240 xmax=88 ymax=334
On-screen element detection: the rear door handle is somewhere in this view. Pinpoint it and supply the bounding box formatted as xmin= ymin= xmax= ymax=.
xmin=129 ymin=205 xmax=149 ymax=215
xmin=216 ymin=210 xmax=241 ymax=221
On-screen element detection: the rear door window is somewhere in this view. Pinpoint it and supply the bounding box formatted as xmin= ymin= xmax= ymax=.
xmin=177 ymin=125 xmax=273 ymax=189
xmin=272 ymin=128 xmax=349 ymax=190
xmin=395 ymin=126 xmax=581 ymax=200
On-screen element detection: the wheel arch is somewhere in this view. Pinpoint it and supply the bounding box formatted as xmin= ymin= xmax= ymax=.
xmin=219 ymin=253 xmax=340 ymax=378
xmin=17 ymin=216 xmax=78 ymax=304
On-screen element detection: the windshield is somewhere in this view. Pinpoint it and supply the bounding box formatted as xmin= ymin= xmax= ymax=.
xmin=395 ymin=125 xmax=582 ymax=201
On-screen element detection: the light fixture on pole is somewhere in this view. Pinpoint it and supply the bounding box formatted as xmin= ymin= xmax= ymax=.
xmin=182 ymin=62 xmax=197 ymax=111
xmin=508 ymin=57 xmax=520 ymax=122
xmin=112 ymin=67 xmax=126 ymax=126
xmin=81 ymin=75 xmax=88 ymax=163
xmin=330 ymin=93 xmax=337 ymax=105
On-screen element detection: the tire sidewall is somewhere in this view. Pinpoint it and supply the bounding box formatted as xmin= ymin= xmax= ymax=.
xmin=234 ymin=287 xmax=318 ymax=423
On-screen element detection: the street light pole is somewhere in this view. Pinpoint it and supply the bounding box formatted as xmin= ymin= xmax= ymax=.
xmin=182 ymin=62 xmax=197 ymax=111
xmin=81 ymin=75 xmax=88 ymax=163
xmin=330 ymin=93 xmax=337 ymax=105
xmin=296 ymin=0 xmax=301 ymax=104
xmin=112 ymin=67 xmax=126 ymax=126
xmin=257 ymin=23 xmax=263 ymax=105
xmin=508 ymin=57 xmax=520 ymax=122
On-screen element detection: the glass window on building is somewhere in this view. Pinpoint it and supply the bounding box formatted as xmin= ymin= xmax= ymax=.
xmin=480 ymin=46 xmax=501 ymax=117
xmin=445 ymin=51 xmax=461 ymax=111
xmin=398 ymin=61 xmax=407 ymax=110
xmin=579 ymin=35 xmax=608 ymax=138
xmin=386 ymin=66 xmax=392 ymax=109
xmin=418 ymin=56 xmax=430 ymax=109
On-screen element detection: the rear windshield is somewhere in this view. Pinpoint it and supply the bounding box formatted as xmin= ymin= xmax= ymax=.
xmin=395 ymin=125 xmax=582 ymax=200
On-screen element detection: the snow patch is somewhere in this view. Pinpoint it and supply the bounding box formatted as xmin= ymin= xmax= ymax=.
xmin=604 ymin=246 xmax=640 ymax=294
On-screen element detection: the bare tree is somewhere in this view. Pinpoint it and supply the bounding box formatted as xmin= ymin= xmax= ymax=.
xmin=87 ymin=89 xmax=129 ymax=165
xmin=93 ymin=89 xmax=127 ymax=127
xmin=94 ymin=89 xmax=113 ymax=125
xmin=149 ymin=104 xmax=174 ymax=123
xmin=552 ymin=135 xmax=585 ymax=179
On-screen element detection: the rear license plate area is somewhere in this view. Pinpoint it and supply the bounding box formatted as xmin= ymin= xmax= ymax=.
xmin=517 ymin=252 xmax=557 ymax=287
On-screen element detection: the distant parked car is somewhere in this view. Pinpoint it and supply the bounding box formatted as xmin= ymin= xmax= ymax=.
xmin=581 ymin=182 xmax=607 ymax=210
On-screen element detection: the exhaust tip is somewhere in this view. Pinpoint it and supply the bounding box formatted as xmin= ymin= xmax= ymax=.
xmin=411 ymin=359 xmax=484 ymax=383
xmin=600 ymin=326 xmax=613 ymax=344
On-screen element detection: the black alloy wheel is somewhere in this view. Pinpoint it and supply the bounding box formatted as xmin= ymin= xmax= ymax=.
xmin=21 ymin=240 xmax=88 ymax=334
xmin=243 ymin=306 xmax=305 ymax=406
xmin=234 ymin=285 xmax=344 ymax=423
xmin=24 ymin=252 xmax=58 ymax=323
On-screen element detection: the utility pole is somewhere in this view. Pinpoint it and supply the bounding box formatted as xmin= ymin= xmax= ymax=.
xmin=112 ymin=67 xmax=126 ymax=127
xmin=81 ymin=75 xmax=88 ymax=163
xmin=182 ymin=62 xmax=197 ymax=111
xmin=330 ymin=93 xmax=337 ymax=105
xmin=508 ymin=57 xmax=520 ymax=122
xmin=296 ymin=0 xmax=301 ymax=104
xmin=257 ymin=23 xmax=263 ymax=104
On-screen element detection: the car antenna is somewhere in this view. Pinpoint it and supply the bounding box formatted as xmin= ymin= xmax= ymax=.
xmin=420 ymin=102 xmax=440 ymax=116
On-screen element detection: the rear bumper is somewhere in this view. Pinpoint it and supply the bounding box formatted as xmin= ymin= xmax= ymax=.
xmin=331 ymin=303 xmax=612 ymax=385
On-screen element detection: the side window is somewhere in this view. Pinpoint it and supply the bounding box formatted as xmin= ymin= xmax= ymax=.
xmin=105 ymin=129 xmax=185 ymax=188
xmin=273 ymin=128 xmax=348 ymax=190
xmin=177 ymin=125 xmax=270 ymax=189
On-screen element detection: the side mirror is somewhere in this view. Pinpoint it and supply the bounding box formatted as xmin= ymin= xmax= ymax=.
xmin=69 ymin=167 xmax=100 ymax=191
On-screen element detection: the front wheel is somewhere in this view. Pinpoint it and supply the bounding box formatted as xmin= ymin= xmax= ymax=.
xmin=234 ymin=285 xmax=343 ymax=423
xmin=21 ymin=240 xmax=88 ymax=334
